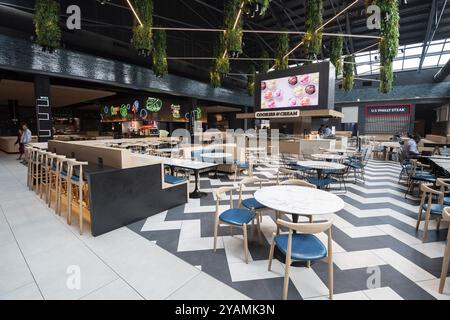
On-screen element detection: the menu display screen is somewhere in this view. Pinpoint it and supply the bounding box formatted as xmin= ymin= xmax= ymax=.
xmin=260 ymin=72 xmax=320 ymax=109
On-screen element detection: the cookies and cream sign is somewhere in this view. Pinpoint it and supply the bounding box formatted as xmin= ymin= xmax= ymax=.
xmin=255 ymin=110 xmax=300 ymax=119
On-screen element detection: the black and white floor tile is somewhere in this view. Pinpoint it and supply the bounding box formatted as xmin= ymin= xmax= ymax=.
xmin=127 ymin=158 xmax=450 ymax=300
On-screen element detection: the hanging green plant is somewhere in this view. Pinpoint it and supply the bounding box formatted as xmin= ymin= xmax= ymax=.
xmin=247 ymin=64 xmax=256 ymax=96
xmin=342 ymin=55 xmax=355 ymax=91
xmin=378 ymin=0 xmax=399 ymax=93
xmin=330 ymin=36 xmax=343 ymax=76
xmin=259 ymin=50 xmax=270 ymax=73
xmin=152 ymin=29 xmax=168 ymax=77
xmin=244 ymin=0 xmax=271 ymax=18
xmin=132 ymin=0 xmax=153 ymax=56
xmin=274 ymin=33 xmax=289 ymax=70
xmin=34 ymin=0 xmax=61 ymax=53
xmin=303 ymin=0 xmax=323 ymax=60
xmin=224 ymin=0 xmax=244 ymax=57
xmin=210 ymin=70 xmax=221 ymax=88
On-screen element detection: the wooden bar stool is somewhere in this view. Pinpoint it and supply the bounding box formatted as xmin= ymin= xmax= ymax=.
xmin=66 ymin=160 xmax=89 ymax=235
xmin=46 ymin=154 xmax=66 ymax=208
xmin=56 ymin=158 xmax=72 ymax=216
xmin=39 ymin=151 xmax=54 ymax=200
xmin=33 ymin=149 xmax=46 ymax=195
xmin=439 ymin=207 xmax=450 ymax=294
xmin=25 ymin=146 xmax=37 ymax=190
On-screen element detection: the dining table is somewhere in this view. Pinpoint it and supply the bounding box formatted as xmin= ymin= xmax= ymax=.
xmin=201 ymin=152 xmax=233 ymax=179
xmin=296 ymin=160 xmax=346 ymax=188
xmin=254 ymin=185 xmax=345 ymax=224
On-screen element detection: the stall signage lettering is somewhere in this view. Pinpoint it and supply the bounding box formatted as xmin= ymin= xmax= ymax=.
xmin=366 ymin=104 xmax=411 ymax=117
xmin=255 ymin=110 xmax=300 ymax=119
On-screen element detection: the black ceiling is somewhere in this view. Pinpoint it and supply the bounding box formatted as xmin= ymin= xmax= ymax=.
xmin=1 ymin=0 xmax=450 ymax=88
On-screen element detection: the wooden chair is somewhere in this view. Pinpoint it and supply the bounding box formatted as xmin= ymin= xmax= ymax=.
xmin=213 ymin=186 xmax=259 ymax=263
xmin=56 ymin=157 xmax=72 ymax=216
xmin=416 ymin=183 xmax=444 ymax=242
xmin=276 ymin=167 xmax=301 ymax=184
xmin=238 ymin=177 xmax=269 ymax=224
xmin=67 ymin=159 xmax=89 ymax=235
xmin=439 ymin=207 xmax=450 ymax=294
xmin=39 ymin=151 xmax=54 ymax=201
xmin=436 ymin=178 xmax=450 ymax=206
xmin=268 ymin=218 xmax=334 ymax=300
xmin=33 ymin=149 xmax=46 ymax=195
xmin=404 ymin=159 xmax=436 ymax=198
xmin=46 ymin=154 xmax=66 ymax=209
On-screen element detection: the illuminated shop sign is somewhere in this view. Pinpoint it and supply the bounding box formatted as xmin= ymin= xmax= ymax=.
xmin=102 ymin=98 xmax=163 ymax=119
xmin=365 ymin=104 xmax=412 ymax=117
xmin=255 ymin=110 xmax=300 ymax=119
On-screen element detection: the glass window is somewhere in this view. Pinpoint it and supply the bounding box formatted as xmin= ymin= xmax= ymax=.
xmin=393 ymin=59 xmax=403 ymax=70
xmin=403 ymin=58 xmax=420 ymax=70
xmin=422 ymin=55 xmax=440 ymax=67
xmin=426 ymin=44 xmax=444 ymax=53
xmin=438 ymin=53 xmax=450 ymax=65
xmin=356 ymin=64 xmax=371 ymax=75
xmin=404 ymin=45 xmax=422 ymax=57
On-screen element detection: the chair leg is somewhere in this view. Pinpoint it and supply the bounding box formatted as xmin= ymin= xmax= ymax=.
xmin=282 ymin=255 xmax=291 ymax=300
xmin=213 ymin=219 xmax=219 ymax=252
xmin=439 ymin=239 xmax=450 ymax=294
xmin=436 ymin=217 xmax=441 ymax=232
xmin=79 ymin=185 xmax=83 ymax=235
xmin=267 ymin=231 xmax=276 ymax=270
xmin=67 ymin=183 xmax=72 ymax=225
xmin=422 ymin=211 xmax=431 ymax=242
xmin=243 ymin=224 xmax=249 ymax=264
xmin=255 ymin=214 xmax=263 ymax=244
xmin=416 ymin=208 xmax=423 ymax=232
xmin=328 ymin=255 xmax=334 ymax=300
xmin=275 ymin=211 xmax=280 ymax=235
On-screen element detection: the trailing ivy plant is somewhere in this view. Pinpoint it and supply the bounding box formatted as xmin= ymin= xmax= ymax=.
xmin=225 ymin=0 xmax=243 ymax=57
xmin=378 ymin=0 xmax=399 ymax=93
xmin=303 ymin=0 xmax=323 ymax=61
xmin=210 ymin=70 xmax=221 ymax=88
xmin=210 ymin=34 xmax=230 ymax=87
xmin=259 ymin=50 xmax=270 ymax=74
xmin=247 ymin=64 xmax=256 ymax=96
xmin=34 ymin=0 xmax=61 ymax=53
xmin=152 ymin=29 xmax=168 ymax=77
xmin=342 ymin=55 xmax=355 ymax=91
xmin=330 ymin=36 xmax=343 ymax=76
xmin=274 ymin=33 xmax=289 ymax=70
xmin=364 ymin=0 xmax=399 ymax=93
xmin=244 ymin=0 xmax=271 ymax=18
xmin=132 ymin=0 xmax=153 ymax=57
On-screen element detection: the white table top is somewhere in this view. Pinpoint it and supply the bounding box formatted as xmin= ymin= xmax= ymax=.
xmin=297 ymin=160 xmax=346 ymax=170
xmin=246 ymin=147 xmax=266 ymax=151
xmin=254 ymin=185 xmax=345 ymax=215
xmin=201 ymin=153 xmax=233 ymax=158
xmin=311 ymin=154 xmax=344 ymax=161
xmin=132 ymin=154 xmax=217 ymax=170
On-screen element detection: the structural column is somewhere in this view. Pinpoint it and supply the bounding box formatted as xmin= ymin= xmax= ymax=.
xmin=34 ymin=75 xmax=53 ymax=142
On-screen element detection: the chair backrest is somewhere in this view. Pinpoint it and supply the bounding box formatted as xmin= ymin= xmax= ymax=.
xmin=420 ymin=183 xmax=444 ymax=205
xmin=215 ymin=186 xmax=237 ymax=210
xmin=279 ymin=179 xmax=317 ymax=188
xmin=277 ymin=218 xmax=333 ymax=234
xmin=277 ymin=167 xmax=298 ymax=183
xmin=66 ymin=159 xmax=88 ymax=181
xmin=443 ymin=207 xmax=450 ymax=222
xmin=238 ymin=177 xmax=268 ymax=205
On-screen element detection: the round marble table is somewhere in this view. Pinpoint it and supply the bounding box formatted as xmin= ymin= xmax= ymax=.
xmin=311 ymin=154 xmax=345 ymax=161
xmin=254 ymin=185 xmax=345 ymax=222
xmin=201 ymin=153 xmax=233 ymax=179
xmin=324 ymin=148 xmax=356 ymax=155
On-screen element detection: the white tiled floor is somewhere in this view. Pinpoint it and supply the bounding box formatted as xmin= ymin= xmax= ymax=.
xmin=0 ymin=153 xmax=247 ymax=300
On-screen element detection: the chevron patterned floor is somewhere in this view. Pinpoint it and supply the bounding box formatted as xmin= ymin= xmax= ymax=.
xmin=127 ymin=158 xmax=450 ymax=300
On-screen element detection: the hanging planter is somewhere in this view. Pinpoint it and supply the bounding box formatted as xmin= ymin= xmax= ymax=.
xmin=243 ymin=0 xmax=271 ymax=18
xmin=225 ymin=0 xmax=243 ymax=57
xmin=259 ymin=50 xmax=270 ymax=74
xmin=274 ymin=33 xmax=289 ymax=70
xmin=34 ymin=0 xmax=61 ymax=53
xmin=210 ymin=70 xmax=221 ymax=88
xmin=378 ymin=0 xmax=399 ymax=93
xmin=247 ymin=64 xmax=256 ymax=96
xmin=152 ymin=29 xmax=168 ymax=77
xmin=303 ymin=0 xmax=323 ymax=61
xmin=132 ymin=0 xmax=153 ymax=57
xmin=330 ymin=36 xmax=343 ymax=76
xmin=342 ymin=55 xmax=355 ymax=91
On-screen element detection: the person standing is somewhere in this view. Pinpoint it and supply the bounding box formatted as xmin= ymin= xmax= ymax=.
xmin=20 ymin=123 xmax=32 ymax=150
xmin=323 ymin=125 xmax=332 ymax=137
xmin=14 ymin=128 xmax=24 ymax=160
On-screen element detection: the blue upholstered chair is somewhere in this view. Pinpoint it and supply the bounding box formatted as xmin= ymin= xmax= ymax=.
xmin=238 ymin=177 xmax=269 ymax=223
xmin=345 ymin=144 xmax=373 ymax=183
xmin=213 ymin=186 xmax=260 ymax=263
xmin=405 ymin=159 xmax=436 ymax=198
xmin=416 ymin=183 xmax=444 ymax=242
xmin=268 ymin=218 xmax=334 ymax=300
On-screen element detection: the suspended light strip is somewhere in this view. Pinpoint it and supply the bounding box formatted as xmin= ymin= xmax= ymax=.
xmin=126 ymin=0 xmax=143 ymax=26
xmin=166 ymin=57 xmax=314 ymax=61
